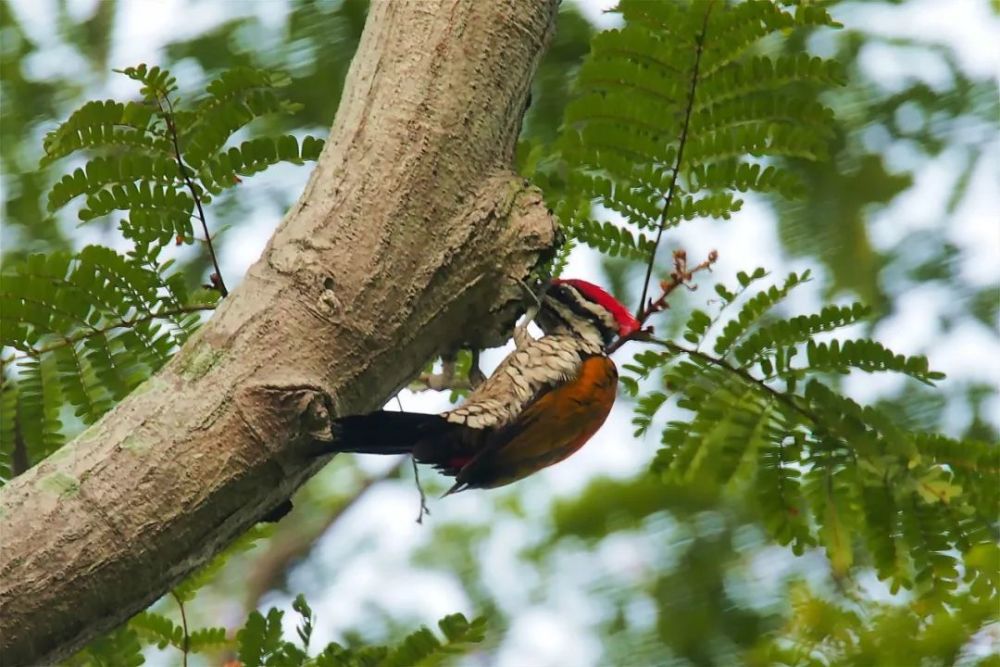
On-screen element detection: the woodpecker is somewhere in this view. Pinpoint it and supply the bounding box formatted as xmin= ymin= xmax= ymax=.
xmin=330 ymin=279 xmax=640 ymax=494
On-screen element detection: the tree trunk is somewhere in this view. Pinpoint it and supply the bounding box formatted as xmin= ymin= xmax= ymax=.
xmin=0 ymin=1 xmax=558 ymax=663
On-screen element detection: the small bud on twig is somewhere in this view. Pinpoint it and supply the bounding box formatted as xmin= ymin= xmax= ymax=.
xmin=606 ymin=248 xmax=721 ymax=354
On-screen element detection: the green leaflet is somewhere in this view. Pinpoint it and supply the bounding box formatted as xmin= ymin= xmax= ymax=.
xmin=41 ymin=99 xmax=168 ymax=166
xmin=76 ymin=579 xmax=486 ymax=667
xmin=235 ymin=605 xmax=486 ymax=667
xmin=198 ymin=135 xmax=325 ymax=194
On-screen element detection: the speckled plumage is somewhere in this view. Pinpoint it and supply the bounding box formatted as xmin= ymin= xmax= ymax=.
xmin=444 ymin=332 xmax=602 ymax=429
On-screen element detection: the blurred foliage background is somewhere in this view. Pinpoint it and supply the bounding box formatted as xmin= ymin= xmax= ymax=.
xmin=1 ymin=0 xmax=997 ymax=665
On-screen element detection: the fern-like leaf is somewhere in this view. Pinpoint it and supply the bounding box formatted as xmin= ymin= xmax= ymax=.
xmin=737 ymin=302 xmax=870 ymax=363
xmin=42 ymin=100 xmax=168 ymax=166
xmin=183 ymin=68 xmax=302 ymax=169
xmin=115 ymin=63 xmax=178 ymax=101
xmin=804 ymin=338 xmax=944 ymax=385
xmin=237 ymin=608 xmax=287 ymax=667
xmin=130 ymin=612 xmax=182 ymax=650
xmin=712 ymin=270 xmax=810 ymax=356
xmin=382 ymin=614 xmax=487 ymax=667
xmin=47 ymin=155 xmax=183 ymax=212
xmin=554 ymin=0 xmax=842 ymax=257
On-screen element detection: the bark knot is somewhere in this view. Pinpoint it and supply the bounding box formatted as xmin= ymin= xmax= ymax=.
xmin=236 ymin=383 xmax=335 ymax=457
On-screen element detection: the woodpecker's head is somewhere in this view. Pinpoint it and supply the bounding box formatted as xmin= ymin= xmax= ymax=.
xmin=537 ymin=278 xmax=641 ymax=347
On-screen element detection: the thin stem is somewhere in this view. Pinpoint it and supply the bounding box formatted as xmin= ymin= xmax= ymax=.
xmin=606 ymin=248 xmax=717 ymax=355
xmin=396 ymin=394 xmax=430 ymax=523
xmin=411 ymin=455 xmax=430 ymax=524
xmin=170 ymin=591 xmax=190 ymax=667
xmin=636 ymin=0 xmax=714 ymax=318
xmin=159 ymin=95 xmax=228 ymax=297
xmin=243 ymin=462 xmax=406 ymax=612
xmin=646 ymin=336 xmax=817 ymax=426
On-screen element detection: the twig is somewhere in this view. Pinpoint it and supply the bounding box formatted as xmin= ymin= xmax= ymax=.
xmin=646 ymin=337 xmax=993 ymax=476
xmin=515 ymin=277 xmax=544 ymax=309
xmin=636 ymin=0 xmax=715 ymax=317
xmin=396 ymin=394 xmax=430 ymax=523
xmin=157 ymin=94 xmax=228 ymax=297
xmin=169 ymin=591 xmax=190 ymax=667
xmin=606 ymin=248 xmax=717 ymax=354
xmin=411 ymin=455 xmax=430 ymax=524
xmin=644 ymin=336 xmax=816 ymax=426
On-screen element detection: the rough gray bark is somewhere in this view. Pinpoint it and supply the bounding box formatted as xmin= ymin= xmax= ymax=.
xmin=0 ymin=1 xmax=559 ymax=663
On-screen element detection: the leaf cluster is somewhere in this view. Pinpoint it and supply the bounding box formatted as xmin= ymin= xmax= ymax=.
xmin=41 ymin=63 xmax=323 ymax=261
xmin=750 ymin=585 xmax=998 ymax=666
xmin=542 ymin=0 xmax=996 ymax=632
xmin=624 ymin=267 xmax=997 ymax=611
xmin=0 ymin=248 xmax=215 ymax=477
xmin=71 ymin=586 xmax=486 ymax=667
xmin=1 ymin=63 xmax=322 ymax=481
xmin=69 ymin=519 xmax=486 ymax=667
xmin=543 ymin=0 xmax=843 ymax=258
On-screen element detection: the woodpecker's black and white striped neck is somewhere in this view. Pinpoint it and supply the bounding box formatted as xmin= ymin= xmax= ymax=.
xmin=537 ymin=282 xmax=621 ymax=348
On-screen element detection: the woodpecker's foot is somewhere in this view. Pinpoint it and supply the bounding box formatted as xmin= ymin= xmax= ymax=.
xmin=468 ymin=349 xmax=486 ymax=389
xmin=261 ymin=499 xmax=294 ymax=523
xmin=414 ymin=349 xmax=487 ymax=392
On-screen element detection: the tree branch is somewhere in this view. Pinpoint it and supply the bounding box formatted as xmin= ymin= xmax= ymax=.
xmin=607 ymin=248 xmax=717 ymax=355
xmin=0 ymin=2 xmax=559 ymax=663
xmin=646 ymin=337 xmax=816 ymax=426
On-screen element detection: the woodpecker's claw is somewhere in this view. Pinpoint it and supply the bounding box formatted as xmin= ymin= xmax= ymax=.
xmin=261 ymin=499 xmax=294 ymax=523
xmin=513 ymin=318 xmax=536 ymax=349
xmin=468 ymin=349 xmax=487 ymax=389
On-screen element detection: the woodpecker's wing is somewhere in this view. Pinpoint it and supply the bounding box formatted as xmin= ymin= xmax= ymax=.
xmin=443 ymin=333 xmax=590 ymax=430
xmin=446 ymin=355 xmax=618 ymax=493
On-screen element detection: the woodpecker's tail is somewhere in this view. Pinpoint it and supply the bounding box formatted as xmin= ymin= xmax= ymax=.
xmin=329 ymin=411 xmax=452 ymax=455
